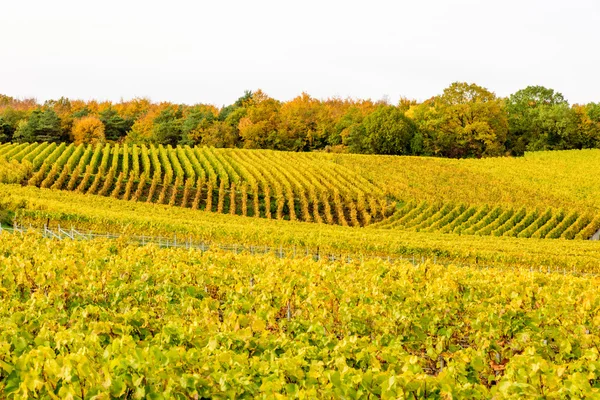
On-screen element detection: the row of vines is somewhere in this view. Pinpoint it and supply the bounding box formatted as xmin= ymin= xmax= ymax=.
xmin=2 ymin=142 xmax=598 ymax=238
xmin=0 ymin=142 xmax=392 ymax=227
xmin=372 ymin=201 xmax=600 ymax=240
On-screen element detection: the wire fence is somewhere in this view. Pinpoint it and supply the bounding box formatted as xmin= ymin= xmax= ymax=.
xmin=1 ymin=222 xmax=597 ymax=277
xmin=0 ymin=222 xmax=423 ymax=265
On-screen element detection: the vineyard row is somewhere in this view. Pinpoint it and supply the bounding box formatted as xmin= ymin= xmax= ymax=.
xmin=372 ymin=200 xmax=600 ymax=240
xmin=0 ymin=142 xmax=391 ymax=226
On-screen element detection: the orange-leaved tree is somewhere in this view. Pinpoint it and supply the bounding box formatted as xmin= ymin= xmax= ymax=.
xmin=72 ymin=116 xmax=105 ymax=144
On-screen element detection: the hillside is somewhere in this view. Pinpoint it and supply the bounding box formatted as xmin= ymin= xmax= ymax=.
xmin=2 ymin=184 xmax=600 ymax=272
xmin=336 ymin=149 xmax=600 ymax=213
xmin=1 ymin=143 xmax=599 ymax=239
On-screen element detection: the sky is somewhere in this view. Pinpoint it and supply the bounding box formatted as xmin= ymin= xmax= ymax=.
xmin=1 ymin=0 xmax=599 ymax=107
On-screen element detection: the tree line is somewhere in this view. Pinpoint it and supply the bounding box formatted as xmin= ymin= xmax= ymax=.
xmin=1 ymin=82 xmax=599 ymax=158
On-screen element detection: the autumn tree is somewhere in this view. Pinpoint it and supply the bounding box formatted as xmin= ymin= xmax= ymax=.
xmin=409 ymin=82 xmax=508 ymax=157
xmin=197 ymin=121 xmax=238 ymax=147
xmin=114 ymin=97 xmax=152 ymax=122
xmin=278 ymin=93 xmax=333 ymax=151
xmin=180 ymin=105 xmax=222 ymax=145
xmin=570 ymin=103 xmax=600 ymax=149
xmin=126 ymin=110 xmax=156 ymax=143
xmin=3 ymin=84 xmax=600 ymax=156
xmin=238 ymin=90 xmax=281 ymax=149
xmin=72 ymin=116 xmax=105 ymax=144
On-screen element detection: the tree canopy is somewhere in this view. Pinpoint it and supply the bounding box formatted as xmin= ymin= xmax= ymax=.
xmin=1 ymin=83 xmax=599 ymax=158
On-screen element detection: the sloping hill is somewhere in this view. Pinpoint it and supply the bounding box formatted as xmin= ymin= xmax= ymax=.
xmin=371 ymin=201 xmax=600 ymax=240
xmin=335 ymin=149 xmax=600 ymax=213
xmin=2 ymin=184 xmax=600 ymax=271
xmin=1 ymin=143 xmax=599 ymax=238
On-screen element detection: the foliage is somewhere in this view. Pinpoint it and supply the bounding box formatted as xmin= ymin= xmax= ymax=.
xmin=13 ymin=109 xmax=63 ymax=143
xmin=0 ymin=108 xmax=28 ymax=143
xmin=0 ymin=159 xmax=32 ymax=184
xmin=350 ymin=105 xmax=418 ymax=155
xmin=2 ymin=82 xmax=600 ymax=157
xmin=333 ymin=148 xmax=600 ymax=214
xmin=372 ymin=201 xmax=599 ymax=240
xmin=0 ymin=142 xmax=388 ymax=227
xmin=1 ymin=235 xmax=600 ymax=397
xmin=506 ymin=86 xmax=577 ymax=154
xmin=1 ymin=143 xmax=600 ymax=238
xmin=99 ymin=107 xmax=133 ymax=141
xmin=238 ymin=90 xmax=280 ymax=149
xmin=278 ymin=92 xmax=332 ymax=151
xmin=409 ymin=83 xmax=508 ymax=157
xmin=2 ymin=183 xmax=600 ymax=272
xmin=0 ymin=117 xmax=15 ymax=143
xmin=71 ymin=116 xmax=106 ymax=145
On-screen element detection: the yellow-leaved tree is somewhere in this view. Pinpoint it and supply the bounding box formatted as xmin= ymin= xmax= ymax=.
xmin=72 ymin=116 xmax=105 ymax=144
xmin=238 ymin=90 xmax=281 ymax=149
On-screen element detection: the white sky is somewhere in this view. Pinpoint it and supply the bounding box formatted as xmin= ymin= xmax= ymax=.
xmin=1 ymin=0 xmax=599 ymax=107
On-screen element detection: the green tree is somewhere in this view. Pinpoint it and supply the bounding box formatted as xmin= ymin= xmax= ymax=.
xmin=45 ymin=97 xmax=77 ymax=140
xmin=337 ymin=106 xmax=368 ymax=150
xmin=0 ymin=117 xmax=13 ymax=143
xmin=152 ymin=106 xmax=184 ymax=145
xmin=334 ymin=101 xmax=377 ymax=151
xmin=528 ymin=104 xmax=577 ymax=151
xmin=215 ymin=91 xmax=253 ymax=147
xmin=99 ymin=107 xmax=133 ymax=141
xmin=72 ymin=107 xmax=91 ymax=119
xmin=347 ymin=105 xmax=417 ymax=155
xmin=585 ymin=103 xmax=600 ymax=148
xmin=570 ymin=103 xmax=600 ymax=149
xmin=13 ymin=109 xmax=63 ymax=142
xmin=218 ymin=90 xmax=253 ymax=122
xmin=0 ymin=108 xmax=26 ymax=143
xmin=506 ymin=86 xmax=576 ymax=154
xmin=179 ymin=105 xmax=238 ymax=147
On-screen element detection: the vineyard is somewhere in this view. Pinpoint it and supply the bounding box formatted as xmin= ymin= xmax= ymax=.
xmin=1 ymin=146 xmax=600 ymax=398
xmin=335 ymin=149 xmax=600 ymax=214
xmin=2 ymin=184 xmax=600 ymax=272
xmin=0 ymin=142 xmax=390 ymax=227
xmin=1 ymin=234 xmax=600 ymax=398
xmin=372 ymin=201 xmax=600 ymax=240
xmin=1 ymin=142 xmax=600 ymax=240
